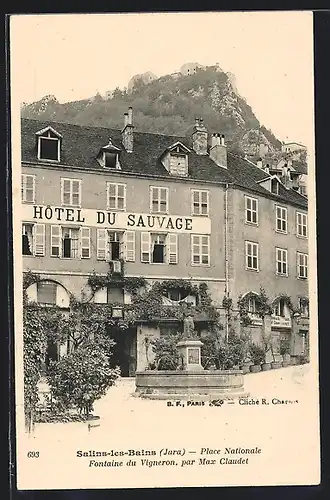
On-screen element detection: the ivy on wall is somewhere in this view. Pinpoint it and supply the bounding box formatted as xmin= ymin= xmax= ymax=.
xmin=84 ymin=269 xmax=222 ymax=328
xmin=237 ymin=286 xmax=273 ymax=324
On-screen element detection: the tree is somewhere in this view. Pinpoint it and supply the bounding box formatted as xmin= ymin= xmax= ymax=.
xmin=47 ymin=344 xmax=120 ymax=416
xmin=23 ymin=304 xmax=46 ymax=430
xmin=22 ymin=272 xmax=121 ymax=424
xmin=112 ymin=87 xmax=123 ymax=99
xmin=94 ymin=92 xmax=103 ymax=103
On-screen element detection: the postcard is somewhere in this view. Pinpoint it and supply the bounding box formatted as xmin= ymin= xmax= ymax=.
xmin=10 ymin=10 xmax=320 ymax=490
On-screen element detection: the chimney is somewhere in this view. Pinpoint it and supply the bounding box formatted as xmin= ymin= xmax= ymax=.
xmin=210 ymin=133 xmax=217 ymax=148
xmin=192 ymin=117 xmax=208 ymax=155
xmin=128 ymin=106 xmax=133 ymax=125
xmin=122 ymin=107 xmax=134 ymax=153
xmin=282 ymin=163 xmax=293 ymax=189
xmin=256 ymin=158 xmax=263 ymax=169
xmin=209 ymin=133 xmax=227 ymax=168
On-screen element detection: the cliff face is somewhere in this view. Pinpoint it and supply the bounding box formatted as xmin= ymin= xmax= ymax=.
xmin=21 ymin=66 xmax=282 ymax=155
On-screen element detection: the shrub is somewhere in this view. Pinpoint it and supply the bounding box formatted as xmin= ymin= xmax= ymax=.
xmin=201 ymin=333 xmax=247 ymax=370
xmin=149 ymin=334 xmax=181 ymax=370
xmin=23 ymin=305 xmax=46 ymax=429
xmin=47 ymin=345 xmax=120 ymax=415
xmin=279 ymin=340 xmax=290 ymax=357
xmin=248 ymin=343 xmax=265 ymax=365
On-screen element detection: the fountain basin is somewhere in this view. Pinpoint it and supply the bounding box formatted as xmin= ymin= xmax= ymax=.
xmin=134 ymin=369 xmax=248 ymax=400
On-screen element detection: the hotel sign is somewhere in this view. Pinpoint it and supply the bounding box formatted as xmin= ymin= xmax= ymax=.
xmin=247 ymin=314 xmax=292 ymax=328
xmin=248 ymin=314 xmax=263 ymax=326
xmin=271 ymin=316 xmax=291 ymax=328
xmin=22 ymin=205 xmax=211 ymax=234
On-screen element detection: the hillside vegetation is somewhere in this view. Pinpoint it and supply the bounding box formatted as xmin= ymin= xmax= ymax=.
xmin=21 ymin=66 xmax=282 ymax=154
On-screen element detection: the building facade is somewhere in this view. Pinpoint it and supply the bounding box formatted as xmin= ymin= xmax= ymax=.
xmin=21 ymin=110 xmax=309 ymax=375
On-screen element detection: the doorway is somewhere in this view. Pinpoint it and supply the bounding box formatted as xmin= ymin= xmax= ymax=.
xmin=45 ymin=339 xmax=59 ymax=371
xmin=108 ymin=327 xmax=136 ymax=377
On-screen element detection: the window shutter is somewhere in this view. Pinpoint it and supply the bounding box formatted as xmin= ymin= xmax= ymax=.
xmin=97 ymin=229 xmax=108 ymax=260
xmin=33 ymin=224 xmax=45 ymax=256
xmin=26 ymin=175 xmax=35 ymax=202
xmin=50 ymin=225 xmax=61 ymax=257
xmin=22 ymin=174 xmax=35 ymax=203
xmin=80 ymin=227 xmax=90 ymax=258
xmin=27 ymin=175 xmax=35 ymax=202
xmin=149 ymin=187 xmax=153 ymax=212
xmin=124 ymin=231 xmax=135 ymax=262
xmin=168 ymin=233 xmax=178 ymax=264
xmin=141 ymin=232 xmax=151 ymax=263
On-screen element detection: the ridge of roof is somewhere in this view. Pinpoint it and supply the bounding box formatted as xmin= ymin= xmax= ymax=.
xmin=20 ymin=118 xmax=308 ymax=209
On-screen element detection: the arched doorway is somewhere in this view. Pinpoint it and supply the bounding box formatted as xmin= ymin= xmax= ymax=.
xmin=25 ymin=279 xmax=71 ymax=372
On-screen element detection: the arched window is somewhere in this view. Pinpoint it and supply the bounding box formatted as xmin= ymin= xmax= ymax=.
xmin=247 ymin=295 xmax=257 ymax=313
xmin=273 ymin=297 xmax=290 ymax=318
xmin=26 ymin=279 xmax=71 ymax=308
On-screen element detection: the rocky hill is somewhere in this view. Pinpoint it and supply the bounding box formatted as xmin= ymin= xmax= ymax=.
xmin=21 ymin=66 xmax=282 ymax=156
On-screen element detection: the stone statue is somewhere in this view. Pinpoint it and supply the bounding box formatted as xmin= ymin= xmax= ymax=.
xmin=183 ymin=314 xmax=195 ymax=339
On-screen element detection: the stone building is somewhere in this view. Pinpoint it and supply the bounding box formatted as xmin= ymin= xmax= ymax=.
xmin=21 ymin=110 xmax=309 ymax=375
xmin=281 ymin=141 xmax=307 ymax=155
xmin=180 ymin=63 xmax=205 ymax=76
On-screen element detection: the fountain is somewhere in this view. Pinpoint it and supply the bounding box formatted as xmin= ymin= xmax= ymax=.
xmin=135 ymin=315 xmax=248 ymax=400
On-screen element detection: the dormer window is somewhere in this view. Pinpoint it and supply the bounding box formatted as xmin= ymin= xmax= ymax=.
xmin=161 ymin=142 xmax=191 ymax=177
xmin=104 ymin=152 xmax=118 ymax=169
xmin=36 ymin=126 xmax=61 ymax=162
xmin=98 ymin=138 xmax=121 ymax=169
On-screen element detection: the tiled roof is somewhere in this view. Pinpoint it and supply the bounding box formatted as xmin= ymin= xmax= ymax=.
xmin=21 ymin=118 xmax=308 ymax=209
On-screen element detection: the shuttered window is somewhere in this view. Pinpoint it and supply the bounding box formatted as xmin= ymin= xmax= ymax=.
xmin=22 ymin=223 xmax=45 ymax=256
xmin=140 ymin=232 xmax=178 ymax=264
xmin=51 ymin=225 xmax=90 ymax=259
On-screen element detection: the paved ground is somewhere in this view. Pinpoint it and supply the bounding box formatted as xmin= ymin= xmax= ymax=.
xmin=21 ymin=363 xmax=318 ymax=490
xmin=33 ymin=364 xmax=312 ymax=439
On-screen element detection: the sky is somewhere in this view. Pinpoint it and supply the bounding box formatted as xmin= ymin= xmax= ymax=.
xmin=10 ymin=11 xmax=314 ymax=149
